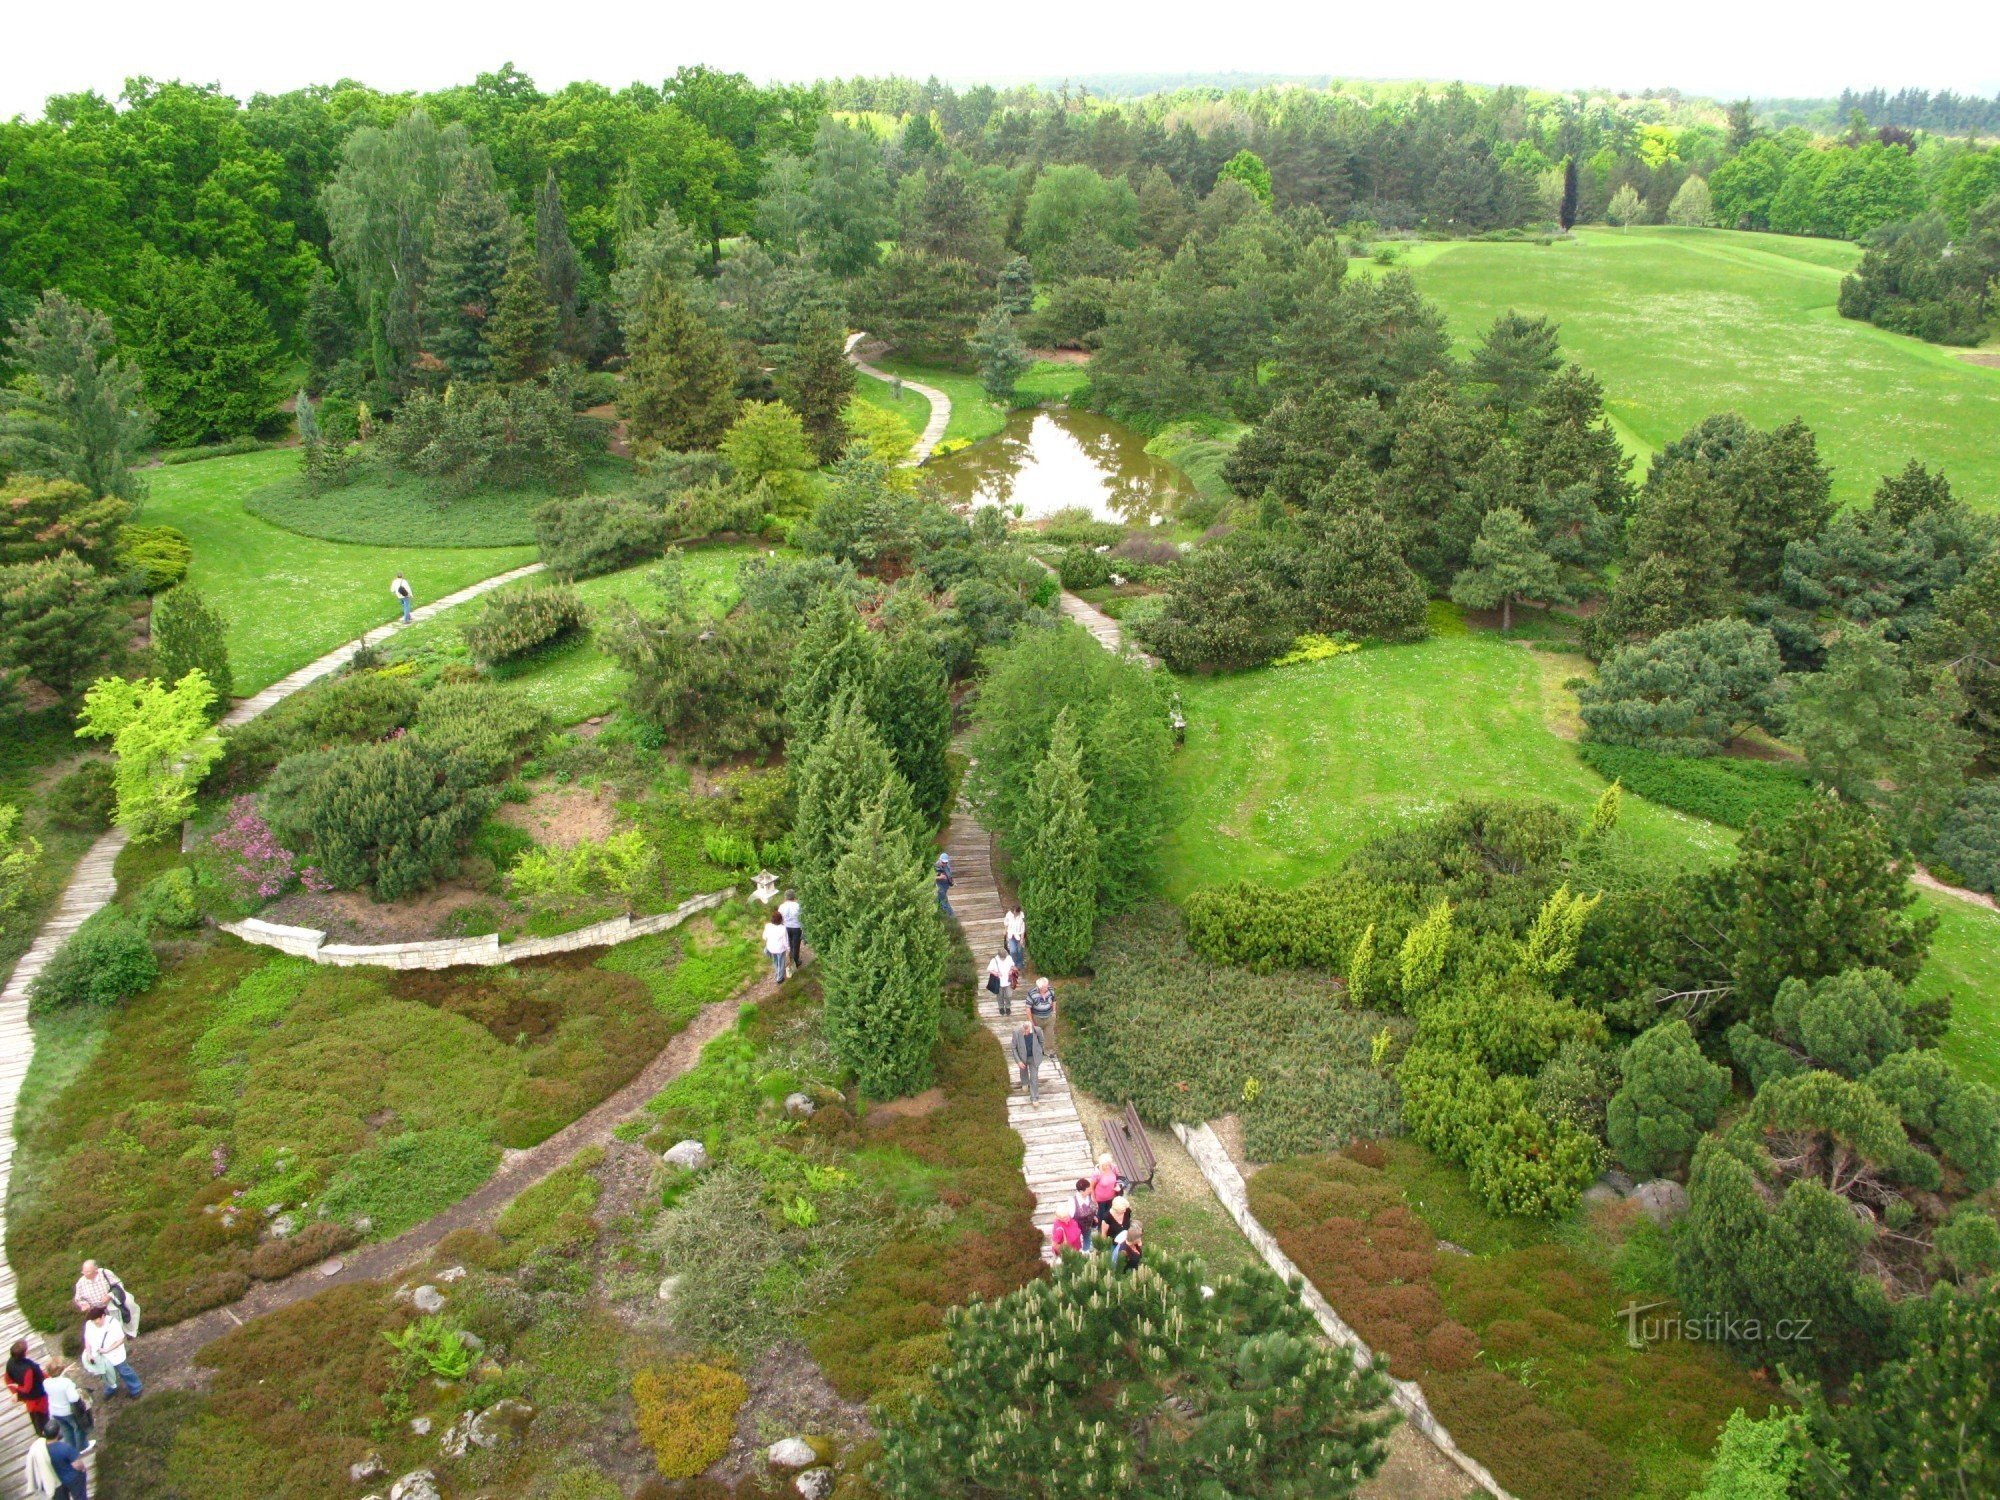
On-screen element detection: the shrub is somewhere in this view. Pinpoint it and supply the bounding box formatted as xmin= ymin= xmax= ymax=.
xmin=1468 ymin=1105 xmax=1603 ymax=1218
xmin=533 ymin=493 xmax=671 ymax=580
xmin=1183 ymin=870 xmax=1403 ymax=977
xmin=150 ymin=584 xmax=233 ymax=709
xmin=632 ymin=1360 xmax=749 ymax=1479
xmin=1057 ymin=545 xmax=1111 ymax=590
xmin=28 ymin=908 xmax=156 ymax=1013
xmin=217 ymin=668 xmax=422 ymax=788
xmin=45 ymin=760 xmax=115 ymax=830
xmin=1931 ymin=782 xmax=2000 ymax=894
xmin=1039 ymin=508 xmax=1124 ymax=548
xmin=0 ymin=552 xmax=130 ymax=703
xmin=318 ymin=1128 xmax=501 ymax=1238
xmin=1606 ymin=1019 xmax=1732 ymax=1176
xmin=75 ymin=669 xmax=226 ymax=840
xmin=115 ymin=525 xmax=193 ymax=592
xmin=411 ymin=682 xmax=554 ymax=780
xmin=380 ymin=379 xmax=602 ymax=497
xmin=1576 ymin=618 xmax=1783 ymax=756
xmin=507 ymin=832 xmax=657 ymax=902
xmin=461 ymin=584 xmax=587 ymax=667
xmin=0 ymin=805 xmax=40 ymax=932
xmin=1576 ymin=742 xmax=1812 ymax=829
xmin=1274 ymin=633 xmax=1360 ymax=667
xmin=1691 ymin=1408 xmax=1810 ymax=1500
xmin=134 ymin=867 xmax=202 ymax=931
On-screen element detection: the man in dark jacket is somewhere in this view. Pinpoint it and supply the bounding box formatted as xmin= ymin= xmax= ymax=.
xmin=1011 ymin=1019 xmax=1046 ymax=1103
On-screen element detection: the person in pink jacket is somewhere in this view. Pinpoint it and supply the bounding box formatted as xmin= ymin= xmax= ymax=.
xmin=1090 ymin=1154 xmax=1121 ymax=1238
xmin=1049 ymin=1209 xmax=1084 ymax=1256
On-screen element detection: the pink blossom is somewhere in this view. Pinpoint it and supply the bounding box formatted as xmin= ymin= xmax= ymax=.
xmin=210 ymin=796 xmax=311 ymax=901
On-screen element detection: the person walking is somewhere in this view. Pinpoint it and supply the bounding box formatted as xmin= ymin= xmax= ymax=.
xmin=762 ymin=909 xmax=790 ymax=986
xmin=1011 ymin=1019 xmax=1046 ymax=1104
xmin=42 ymin=1363 xmax=86 ymax=1453
xmin=1027 ymin=975 xmax=1056 ymax=1050
xmin=1049 ymin=1207 xmax=1084 ymax=1256
xmin=1070 ymin=1177 xmax=1099 ymax=1251
xmin=44 ymin=1425 xmax=91 ymax=1500
xmin=779 ymin=889 xmax=803 ymax=968
xmin=391 ymin=571 xmax=414 ymax=625
xmin=6 ymin=1341 xmax=48 ymax=1432
xmin=985 ymin=950 xmax=1016 ymax=1015
xmin=80 ymin=1309 xmax=139 ymax=1402
xmin=71 ymin=1263 xmax=136 ymax=1332
xmin=933 ymin=853 xmax=954 ymax=916
xmin=23 ymin=1426 xmax=63 ymax=1500
xmin=1091 ymin=1154 xmax=1121 ymax=1238
xmin=1004 ymin=905 xmax=1026 ymax=970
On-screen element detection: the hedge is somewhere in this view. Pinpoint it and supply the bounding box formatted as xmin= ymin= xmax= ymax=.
xmin=1576 ymin=742 xmax=1812 ymax=829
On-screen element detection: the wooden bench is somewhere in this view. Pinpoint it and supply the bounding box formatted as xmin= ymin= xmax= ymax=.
xmin=1104 ymin=1102 xmax=1156 ymax=1191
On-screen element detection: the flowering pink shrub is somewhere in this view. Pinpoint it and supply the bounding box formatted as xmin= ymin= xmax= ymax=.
xmin=209 ymin=796 xmax=330 ymax=900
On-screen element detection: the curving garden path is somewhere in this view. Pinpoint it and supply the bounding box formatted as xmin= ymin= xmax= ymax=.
xmin=0 ymin=561 xmax=544 ymax=1493
xmin=844 ymin=332 xmax=951 ymax=465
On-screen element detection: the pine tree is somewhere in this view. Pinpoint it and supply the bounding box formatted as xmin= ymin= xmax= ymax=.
xmin=774 ymin=307 xmax=856 ymax=463
xmin=150 ymin=584 xmax=233 ymax=713
xmin=970 ymin=306 xmax=1031 ymax=403
xmin=1591 ymin=463 xmax=1742 ymax=650
xmin=420 ymin=161 xmax=516 ymax=383
xmin=299 ymin=265 xmax=354 ymax=392
xmin=1605 ymin=1019 xmax=1731 ymax=1175
xmin=792 ymin=695 xmax=923 ymax=948
xmin=869 ymin=629 xmax=953 ymax=828
xmin=1469 ymin=311 xmax=1562 ymax=414
xmin=484 ymin=239 xmax=559 ymax=383
xmin=1450 ymin=505 xmax=1563 ymax=631
xmin=1559 ymin=158 xmax=1580 ymax=230
xmin=820 ymin=785 xmax=947 ymax=1099
xmin=0 ymin=290 xmax=153 ymax=504
xmin=996 ymin=255 xmax=1034 ymax=316
xmin=0 ymin=553 xmax=129 ymax=704
xmin=534 ymin=167 xmax=584 ymax=358
xmin=785 ymin=595 xmax=880 ymax=756
xmin=1018 ymin=711 xmax=1100 ymax=974
xmin=620 ymin=275 xmax=739 ymax=454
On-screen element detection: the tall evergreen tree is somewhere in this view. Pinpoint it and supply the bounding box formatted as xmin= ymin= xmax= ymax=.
xmin=970 ymin=306 xmax=1031 ymax=403
xmin=484 ymin=239 xmax=559 ymax=383
xmin=774 ymin=307 xmax=856 ymax=464
xmin=1468 ymin=311 xmax=1562 ymax=414
xmin=792 ymin=694 xmax=923 ymax=946
xmin=1591 ymin=463 xmax=1742 ymax=651
xmin=420 ymin=161 xmax=516 ymax=383
xmin=620 ymin=274 xmax=738 ymax=454
xmin=150 ymin=584 xmax=233 ymax=713
xmin=299 ymin=265 xmax=354 ymax=393
xmin=0 ymin=291 xmax=153 ymax=504
xmin=1450 ymin=505 xmax=1563 ymax=631
xmin=868 ymin=628 xmax=953 ymax=828
xmin=533 ymin=167 xmax=584 ymax=359
xmin=1018 ymin=711 xmax=1100 ymax=974
xmin=820 ymin=785 xmax=947 ymax=1099
xmin=785 ymin=594 xmax=880 ymax=755
xmin=124 ymin=251 xmax=282 ymax=445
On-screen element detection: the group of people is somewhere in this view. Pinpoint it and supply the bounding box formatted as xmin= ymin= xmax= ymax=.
xmin=1048 ymin=1155 xmax=1145 ymax=1269
xmin=761 ymin=888 xmax=805 ymax=985
xmin=984 ymin=906 xmax=1061 ymax=1103
xmin=7 ymin=1261 xmax=143 ymax=1499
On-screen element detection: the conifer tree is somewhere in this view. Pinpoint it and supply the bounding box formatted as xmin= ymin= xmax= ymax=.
xmin=1018 ymin=711 xmax=1100 ymax=973
xmin=420 ymin=161 xmax=516 ymax=383
xmin=1450 ymin=505 xmax=1563 ymax=631
xmin=124 ymin=251 xmax=282 ymax=445
xmin=868 ymin=628 xmax=953 ymax=828
xmin=774 ymin=307 xmax=856 ymax=463
xmin=534 ymin=167 xmax=584 ymax=357
xmin=299 ymin=265 xmax=354 ymax=392
xmin=996 ymin=255 xmax=1034 ymax=316
xmin=785 ymin=595 xmax=880 ymax=756
xmin=1606 ymin=1019 xmax=1731 ymax=1175
xmin=484 ymin=239 xmax=559 ymax=383
xmin=150 ymin=584 xmax=233 ymax=713
xmin=792 ymin=694 xmax=923 ymax=948
xmin=821 ymin=785 xmax=947 ymax=1098
xmin=970 ymin=306 xmax=1031 ymax=403
xmin=1469 ymin=311 xmax=1562 ymax=414
xmin=620 ymin=274 xmax=738 ymax=454
xmin=0 ymin=291 xmax=153 ymax=504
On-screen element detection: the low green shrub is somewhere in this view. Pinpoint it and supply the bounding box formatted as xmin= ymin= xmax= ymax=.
xmin=217 ymin=667 xmax=422 ymax=789
xmin=27 ymin=908 xmax=156 ymax=1013
xmin=1576 ymin=742 xmax=1811 ymax=829
xmin=158 ymin=437 xmax=276 ymax=465
xmin=534 ymin=494 xmax=671 ymax=580
xmin=1931 ymin=782 xmax=2000 ymax=894
xmin=410 ymin=682 xmax=554 ymax=781
xmin=45 ymin=760 xmax=115 ymax=830
xmin=1038 ymin=508 xmax=1123 ymax=548
xmin=1184 ymin=870 xmax=1408 ymax=977
xmin=319 ymin=1128 xmax=501 ymax=1238
xmin=134 ymin=867 xmax=202 ymax=931
xmin=632 ymin=1360 xmax=749 ymax=1479
xmin=1057 ymin=545 xmax=1111 ymax=590
xmin=462 ymin=585 xmax=587 ymax=667
xmin=116 ymin=525 xmax=193 ymax=591
xmin=508 ymin=831 xmax=656 ymax=901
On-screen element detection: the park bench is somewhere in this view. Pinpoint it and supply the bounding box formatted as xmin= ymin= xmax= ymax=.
xmin=1104 ymin=1101 xmax=1156 ymax=1192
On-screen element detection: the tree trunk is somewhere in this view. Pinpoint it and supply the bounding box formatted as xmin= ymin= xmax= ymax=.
xmin=1501 ymin=595 xmax=1513 ymax=633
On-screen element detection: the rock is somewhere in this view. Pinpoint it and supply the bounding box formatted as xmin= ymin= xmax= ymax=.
xmin=388 ymin=1473 xmax=442 ymax=1500
xmin=350 ymin=1452 xmax=388 ymax=1484
xmin=1603 ymin=1168 xmax=1637 ymax=1196
xmin=768 ymin=1437 xmax=819 ymax=1469
xmin=662 ymin=1139 xmax=709 ymax=1172
xmin=657 ymin=1275 xmax=682 ymax=1304
xmin=354 ymin=1215 xmax=374 ymax=1235
xmin=1633 ymin=1179 xmax=1689 ymax=1226
xmin=458 ymin=1330 xmax=485 ymax=1354
xmin=269 ymin=1213 xmax=298 ymax=1239
xmin=796 ymin=1467 xmax=836 ymax=1500
xmin=437 ymin=1265 xmax=467 ymax=1283
xmin=784 ymin=1092 xmax=816 ymax=1119
xmin=264 ymin=1202 xmax=285 ymax=1218
xmin=319 ymin=1258 xmax=345 ymax=1279
xmin=470 ymin=1399 xmax=534 ymax=1448
xmin=438 ymin=1413 xmax=478 ymax=1460
xmin=409 ymin=1417 xmax=432 ymax=1437
xmin=410 ymin=1285 xmax=446 ymax=1315
xmin=1581 ymin=1183 xmax=1623 ymax=1210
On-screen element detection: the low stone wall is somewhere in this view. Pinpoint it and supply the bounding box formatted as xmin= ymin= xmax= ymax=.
xmin=221 ymin=888 xmax=736 ymax=970
xmin=1171 ymin=1121 xmax=1517 ymax=1500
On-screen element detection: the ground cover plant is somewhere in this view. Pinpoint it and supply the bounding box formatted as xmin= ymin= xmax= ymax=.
xmin=245 ymin=453 xmax=637 ymax=547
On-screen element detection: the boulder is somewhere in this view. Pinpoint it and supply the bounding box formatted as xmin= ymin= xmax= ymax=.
xmin=663 ymin=1139 xmax=709 ymax=1172
xmin=388 ymin=1473 xmax=442 ymax=1500
xmin=1603 ymin=1168 xmax=1637 ymax=1196
xmin=409 ymin=1417 xmax=432 ymax=1437
xmin=438 ymin=1413 xmax=479 ymax=1460
xmin=768 ymin=1437 xmax=819 ymax=1469
xmin=319 ymin=1259 xmax=346 ymax=1279
xmin=1633 ymin=1179 xmax=1689 ymax=1226
xmin=437 ymin=1266 xmax=467 ymax=1284
xmin=796 ymin=1468 xmax=836 ymax=1500
xmin=784 ymin=1092 xmax=816 ymax=1119
xmin=458 ymin=1330 xmax=485 ymax=1354
xmin=410 ymin=1285 xmax=446 ymax=1315
xmin=350 ymin=1452 xmax=388 ymax=1484
xmin=269 ymin=1213 xmax=298 ymax=1240
xmin=1580 ymin=1183 xmax=1623 ymax=1210
xmin=469 ymin=1399 xmax=535 ymax=1449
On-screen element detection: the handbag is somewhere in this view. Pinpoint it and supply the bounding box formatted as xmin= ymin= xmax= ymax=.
xmin=74 ymin=1398 xmax=94 ymax=1436
xmin=985 ymin=974 xmax=1001 ymax=995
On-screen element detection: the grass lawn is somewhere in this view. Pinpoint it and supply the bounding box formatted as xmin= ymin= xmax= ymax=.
xmin=143 ymin=449 xmax=535 ymax=695
xmin=872 ymin=358 xmax=1008 ymax=444
xmin=849 ymin=373 xmax=934 ymax=440
xmin=1014 ymin=359 xmax=1092 ymax=403
xmin=383 ymin=543 xmax=759 ymax=726
xmin=244 ymin=452 xmax=635 ymax=547
xmin=1914 ymin=893 xmax=2000 ymax=1091
xmin=1377 ymin=226 xmax=2000 ymax=505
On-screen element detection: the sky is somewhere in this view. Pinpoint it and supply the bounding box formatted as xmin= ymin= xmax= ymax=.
xmin=5 ymin=0 xmax=1998 ymax=120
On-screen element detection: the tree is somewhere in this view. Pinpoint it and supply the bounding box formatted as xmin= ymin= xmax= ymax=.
xmin=122 ymin=250 xmax=281 ymax=446
xmin=0 ymin=553 xmax=128 ymax=704
xmin=996 ymin=256 xmax=1033 ymax=316
xmin=0 ymin=805 xmax=42 ymax=940
xmin=912 ymin=165 xmax=1002 ymax=268
xmin=75 ymin=668 xmax=225 ymax=841
xmin=856 ymin=249 xmax=988 ymax=366
xmin=1017 ymin=711 xmax=1101 ymax=975
xmin=533 ymin=167 xmax=584 ymax=358
xmin=969 ymin=306 xmax=1030 ymax=403
xmin=792 ymin=695 xmax=923 ymax=943
xmin=150 ymin=585 xmax=232 ymax=713
xmin=1606 ymin=1019 xmax=1731 ymax=1176
xmin=0 ymin=476 xmax=127 ymax=570
xmin=1469 ymin=311 xmax=1562 ymax=414
xmin=1276 ymin=270 xmax=1451 ymax=402
xmin=1606 ymin=183 xmax=1646 ymax=227
xmin=0 ymin=291 xmax=153 ymax=504
xmin=1781 ymin=626 xmax=1978 ymax=848
xmin=820 ymin=785 xmax=947 ymax=1099
xmin=785 ymin=593 xmax=881 ymax=756
xmin=1912 ymin=550 xmax=2000 ymax=765
xmin=420 ymin=160 xmax=516 ymax=383
xmin=1450 ymin=506 xmax=1562 ymax=631
xmin=773 ymin=307 xmax=855 ymax=464
xmin=1217 ymin=148 xmax=1274 ymax=204
xmin=868 ymin=628 xmax=953 ymax=828
xmin=1761 ymin=968 xmax=1911 ymax=1079
xmin=803 ymin=117 xmax=893 ymax=277
xmin=621 ymin=276 xmax=738 ymax=454
xmin=1667 ymin=176 xmax=1716 ymax=227
xmin=483 ymin=238 xmax=559 ymax=383
xmin=298 ymin=265 xmax=354 ymax=392
xmin=876 ymin=1250 xmax=1396 ymax=1500
xmin=1020 ymin=164 xmax=1139 ymax=277
xmin=1559 ymin=158 xmax=1579 ymax=230
xmin=1591 ymin=462 xmax=1742 ymax=651
xmin=1293 ymin=509 xmax=1430 ymax=643
xmin=719 ymin=401 xmax=818 ymax=515
xmin=1577 ymin=618 xmax=1783 ymax=756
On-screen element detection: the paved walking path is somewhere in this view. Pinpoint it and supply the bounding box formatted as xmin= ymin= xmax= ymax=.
xmin=0 ymin=561 xmax=545 ymax=1493
xmin=845 ymin=332 xmax=951 ymax=465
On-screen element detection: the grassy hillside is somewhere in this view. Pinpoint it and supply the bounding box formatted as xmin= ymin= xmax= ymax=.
xmin=1386 ymin=227 xmax=2000 ymax=505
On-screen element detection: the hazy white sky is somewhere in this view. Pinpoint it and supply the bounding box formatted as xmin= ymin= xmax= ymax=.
xmin=5 ymin=0 xmax=1997 ymax=120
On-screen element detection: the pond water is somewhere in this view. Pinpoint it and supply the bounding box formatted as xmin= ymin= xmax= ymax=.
xmin=925 ymin=407 xmax=1193 ymax=524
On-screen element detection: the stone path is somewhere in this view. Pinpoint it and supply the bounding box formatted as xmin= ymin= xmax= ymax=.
xmin=845 ymin=332 xmax=951 ymax=465
xmin=0 ymin=560 xmax=544 ymax=1494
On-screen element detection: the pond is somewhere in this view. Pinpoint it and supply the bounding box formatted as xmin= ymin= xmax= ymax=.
xmin=924 ymin=407 xmax=1193 ymax=524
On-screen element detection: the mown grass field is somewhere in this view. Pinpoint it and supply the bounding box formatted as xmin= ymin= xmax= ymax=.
xmin=1384 ymin=227 xmax=2000 ymax=505
xmin=849 ymin=373 xmax=934 ymax=438
xmin=872 ymin=358 xmax=1008 ymax=444
xmin=144 ymin=449 xmax=535 ymax=694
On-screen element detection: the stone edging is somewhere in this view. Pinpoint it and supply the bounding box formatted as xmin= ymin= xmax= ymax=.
xmin=844 ymin=331 xmax=951 ymax=465
xmin=1171 ymin=1121 xmax=1517 ymax=1500
xmin=219 ymin=887 xmax=734 ymax=970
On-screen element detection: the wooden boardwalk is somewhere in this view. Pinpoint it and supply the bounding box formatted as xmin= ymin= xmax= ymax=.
xmin=845 ymin=332 xmax=952 ymax=466
xmin=0 ymin=560 xmax=544 ymax=1495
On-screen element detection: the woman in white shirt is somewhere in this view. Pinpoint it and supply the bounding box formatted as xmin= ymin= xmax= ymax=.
xmin=1003 ymin=906 xmax=1026 ymax=969
xmin=984 ymin=951 xmax=1016 ymax=1015
xmin=762 ymin=913 xmax=791 ymax=986
xmin=81 ymin=1308 xmax=141 ymax=1400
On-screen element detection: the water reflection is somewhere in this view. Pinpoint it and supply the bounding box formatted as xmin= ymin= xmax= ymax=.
xmin=925 ymin=407 xmax=1192 ymax=524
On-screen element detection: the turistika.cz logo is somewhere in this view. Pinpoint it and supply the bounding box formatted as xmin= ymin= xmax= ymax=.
xmin=1616 ymin=1301 xmax=1814 ymax=1350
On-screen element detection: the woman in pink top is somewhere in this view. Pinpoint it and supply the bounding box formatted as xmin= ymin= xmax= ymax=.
xmin=1049 ymin=1211 xmax=1083 ymax=1255
xmin=1091 ymin=1154 xmax=1121 ymax=1236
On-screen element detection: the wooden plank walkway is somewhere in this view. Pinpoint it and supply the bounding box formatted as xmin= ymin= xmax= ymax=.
xmin=942 ymin=807 xmax=1095 ymax=1260
xmin=0 ymin=560 xmax=544 ymax=1495
xmin=845 ymin=332 xmax=951 ymax=466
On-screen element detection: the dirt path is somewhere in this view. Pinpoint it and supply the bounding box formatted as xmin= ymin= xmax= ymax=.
xmin=844 ymin=332 xmax=951 ymax=464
